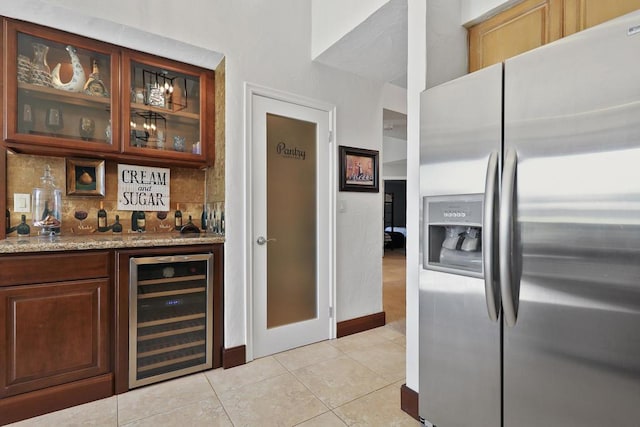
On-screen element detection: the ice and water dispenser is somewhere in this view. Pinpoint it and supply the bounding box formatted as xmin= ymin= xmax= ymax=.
xmin=423 ymin=194 xmax=483 ymax=277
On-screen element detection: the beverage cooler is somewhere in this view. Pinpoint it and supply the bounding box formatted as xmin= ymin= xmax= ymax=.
xmin=129 ymin=254 xmax=213 ymax=388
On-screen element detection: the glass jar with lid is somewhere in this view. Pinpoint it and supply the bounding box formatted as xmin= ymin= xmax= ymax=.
xmin=31 ymin=165 xmax=62 ymax=236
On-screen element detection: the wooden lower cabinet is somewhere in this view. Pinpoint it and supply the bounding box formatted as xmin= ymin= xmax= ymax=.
xmin=0 ymin=251 xmax=112 ymax=425
xmin=0 ymin=244 xmax=223 ymax=424
xmin=0 ymin=279 xmax=110 ymax=398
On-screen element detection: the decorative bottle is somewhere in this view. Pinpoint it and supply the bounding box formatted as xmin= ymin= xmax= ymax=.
xmin=131 ymin=211 xmax=138 ymax=231
xmin=174 ymin=203 xmax=183 ymax=228
xmin=136 ymin=211 xmax=146 ymax=232
xmin=97 ymin=201 xmax=108 ymax=232
xmin=112 ymin=215 xmax=122 ymax=233
xmin=17 ymin=215 xmax=30 ymax=237
xmin=31 ymin=165 xmax=62 ymax=236
xmin=201 ymin=204 xmax=207 ymax=231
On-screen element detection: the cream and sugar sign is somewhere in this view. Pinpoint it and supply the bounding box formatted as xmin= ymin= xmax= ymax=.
xmin=117 ymin=164 xmax=170 ymax=211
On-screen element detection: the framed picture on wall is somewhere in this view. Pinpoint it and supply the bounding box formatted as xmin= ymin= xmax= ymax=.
xmin=66 ymin=158 xmax=106 ymax=196
xmin=339 ymin=146 xmax=379 ymax=192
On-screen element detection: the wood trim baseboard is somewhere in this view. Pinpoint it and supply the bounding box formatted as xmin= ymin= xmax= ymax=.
xmin=0 ymin=373 xmax=113 ymax=425
xmin=336 ymin=311 xmax=386 ymax=338
xmin=400 ymin=383 xmax=419 ymax=421
xmin=223 ymin=345 xmax=246 ymax=369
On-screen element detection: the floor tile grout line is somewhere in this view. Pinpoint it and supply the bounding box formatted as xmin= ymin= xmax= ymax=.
xmin=273 ymin=341 xmax=348 ymax=374
xmin=203 ymin=371 xmax=236 ymax=426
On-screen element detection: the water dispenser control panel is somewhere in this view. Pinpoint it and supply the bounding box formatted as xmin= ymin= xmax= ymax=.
xmin=423 ymin=194 xmax=484 ymax=278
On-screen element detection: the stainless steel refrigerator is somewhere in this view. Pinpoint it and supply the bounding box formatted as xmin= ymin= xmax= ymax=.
xmin=419 ymin=10 xmax=640 ymax=427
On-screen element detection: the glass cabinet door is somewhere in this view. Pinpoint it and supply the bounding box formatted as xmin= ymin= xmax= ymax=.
xmin=5 ymin=20 xmax=120 ymax=153
xmin=122 ymin=51 xmax=210 ymax=164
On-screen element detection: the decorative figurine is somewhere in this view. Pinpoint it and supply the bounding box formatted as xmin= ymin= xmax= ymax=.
xmin=79 ymin=117 xmax=95 ymax=140
xmin=173 ymin=135 xmax=185 ymax=152
xmin=51 ymin=45 xmax=86 ymax=92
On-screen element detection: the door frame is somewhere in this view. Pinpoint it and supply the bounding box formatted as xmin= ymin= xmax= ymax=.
xmin=244 ymin=82 xmax=337 ymax=361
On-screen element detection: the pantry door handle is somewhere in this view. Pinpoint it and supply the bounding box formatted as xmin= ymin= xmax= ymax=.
xmin=256 ymin=236 xmax=277 ymax=245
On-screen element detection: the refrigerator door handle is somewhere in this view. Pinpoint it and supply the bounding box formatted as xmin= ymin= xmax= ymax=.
xmin=500 ymin=148 xmax=518 ymax=326
xmin=483 ymin=151 xmax=500 ymax=321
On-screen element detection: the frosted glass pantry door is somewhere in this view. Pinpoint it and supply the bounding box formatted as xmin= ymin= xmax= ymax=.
xmin=251 ymin=94 xmax=331 ymax=358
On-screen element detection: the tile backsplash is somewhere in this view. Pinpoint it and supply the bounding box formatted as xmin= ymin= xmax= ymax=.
xmin=6 ymin=152 xmax=219 ymax=236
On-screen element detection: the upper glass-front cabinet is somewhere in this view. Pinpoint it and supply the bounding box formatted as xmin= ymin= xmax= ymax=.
xmin=4 ymin=20 xmax=120 ymax=153
xmin=122 ymin=50 xmax=210 ymax=163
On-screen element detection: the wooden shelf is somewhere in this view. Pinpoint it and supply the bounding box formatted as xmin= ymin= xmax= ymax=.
xmin=130 ymin=103 xmax=199 ymax=121
xmin=138 ymin=313 xmax=205 ymax=328
xmin=27 ymin=129 xmax=110 ymax=144
xmin=138 ymin=324 xmax=205 ymax=341
xmin=137 ymin=340 xmax=206 ymax=358
xmin=137 ymin=287 xmax=206 ymax=300
xmin=137 ymin=352 xmax=206 ymax=373
xmin=18 ymin=82 xmax=111 ymax=109
xmin=138 ymin=274 xmax=206 ymax=286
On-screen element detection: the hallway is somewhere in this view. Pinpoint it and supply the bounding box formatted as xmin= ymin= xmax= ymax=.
xmin=383 ymin=249 xmax=406 ymax=333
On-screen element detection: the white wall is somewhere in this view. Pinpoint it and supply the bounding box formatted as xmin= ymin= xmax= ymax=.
xmin=405 ymin=0 xmax=427 ymax=393
xmin=382 ymin=82 xmax=408 ymax=115
xmin=382 ymin=83 xmax=408 ymax=180
xmin=406 ymin=0 xmax=506 ymax=395
xmin=383 ymin=136 xmax=407 ymax=164
xmin=311 ymin=0 xmax=390 ymax=59
xmin=382 ymin=161 xmax=407 ymax=179
xmin=426 ymin=0 xmax=468 ymax=89
xmin=2 ymin=0 xmax=385 ymax=351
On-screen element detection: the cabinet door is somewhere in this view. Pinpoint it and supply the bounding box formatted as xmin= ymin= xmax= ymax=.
xmin=3 ymin=19 xmax=120 ymax=155
xmin=564 ymin=0 xmax=640 ymax=36
xmin=0 ymin=279 xmax=110 ymax=398
xmin=468 ymin=0 xmax=563 ymax=72
xmin=121 ymin=50 xmax=213 ymax=166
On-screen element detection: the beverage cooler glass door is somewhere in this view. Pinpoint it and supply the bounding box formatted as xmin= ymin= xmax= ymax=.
xmin=129 ymin=254 xmax=213 ymax=388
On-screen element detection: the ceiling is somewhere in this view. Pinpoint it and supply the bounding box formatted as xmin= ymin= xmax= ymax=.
xmin=312 ymin=0 xmax=408 ymax=88
xmin=313 ymin=0 xmax=408 ymax=176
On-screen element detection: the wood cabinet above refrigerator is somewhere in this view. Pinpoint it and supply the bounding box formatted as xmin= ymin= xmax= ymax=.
xmin=468 ymin=0 xmax=640 ymax=72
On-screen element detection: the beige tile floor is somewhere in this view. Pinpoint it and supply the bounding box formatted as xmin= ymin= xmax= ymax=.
xmin=8 ymin=324 xmax=418 ymax=427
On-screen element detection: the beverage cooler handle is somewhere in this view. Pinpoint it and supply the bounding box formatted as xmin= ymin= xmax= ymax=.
xmin=482 ymin=151 xmax=500 ymax=322
xmin=500 ymin=148 xmax=518 ymax=326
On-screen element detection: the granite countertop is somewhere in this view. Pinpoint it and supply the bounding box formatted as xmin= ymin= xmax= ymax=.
xmin=0 ymin=232 xmax=225 ymax=254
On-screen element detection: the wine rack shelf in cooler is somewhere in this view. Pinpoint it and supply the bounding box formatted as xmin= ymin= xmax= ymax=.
xmin=129 ymin=254 xmax=213 ymax=388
